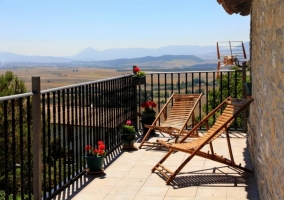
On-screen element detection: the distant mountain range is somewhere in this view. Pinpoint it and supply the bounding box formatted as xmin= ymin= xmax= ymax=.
xmin=0 ymin=42 xmax=250 ymax=64
xmin=90 ymin=55 xmax=205 ymax=68
xmin=71 ymin=45 xmax=218 ymax=61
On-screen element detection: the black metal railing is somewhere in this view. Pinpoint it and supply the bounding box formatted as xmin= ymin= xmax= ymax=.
xmin=0 ymin=69 xmax=249 ymax=199
xmin=41 ymin=75 xmax=135 ymax=199
xmin=0 ymin=74 xmax=135 ymax=200
xmin=0 ymin=93 xmax=33 ymax=200
xmin=136 ymin=70 xmax=247 ymax=130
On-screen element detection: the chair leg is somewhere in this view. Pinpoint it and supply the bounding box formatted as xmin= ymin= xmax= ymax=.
xmin=151 ymin=149 xmax=174 ymax=172
xmin=139 ymin=127 xmax=154 ymax=148
xmin=165 ymin=152 xmax=196 ymax=184
xmin=225 ymin=129 xmax=235 ymax=165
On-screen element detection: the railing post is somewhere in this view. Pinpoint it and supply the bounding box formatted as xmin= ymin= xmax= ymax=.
xmin=242 ymin=62 xmax=248 ymax=132
xmin=32 ymin=77 xmax=42 ymax=200
xmin=133 ymin=66 xmax=138 ymax=131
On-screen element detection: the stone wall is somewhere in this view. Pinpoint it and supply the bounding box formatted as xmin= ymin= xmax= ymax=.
xmin=249 ymin=0 xmax=284 ymax=199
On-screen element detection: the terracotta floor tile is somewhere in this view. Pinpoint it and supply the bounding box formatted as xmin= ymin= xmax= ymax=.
xmin=137 ymin=186 xmax=169 ymax=196
xmin=54 ymin=134 xmax=259 ymax=200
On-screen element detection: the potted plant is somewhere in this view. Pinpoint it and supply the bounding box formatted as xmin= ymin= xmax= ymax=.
xmin=84 ymin=141 xmax=106 ymax=173
xmin=120 ymin=120 xmax=136 ymax=149
xmin=139 ymin=100 xmax=157 ymax=135
xmin=132 ymin=66 xmax=146 ymax=85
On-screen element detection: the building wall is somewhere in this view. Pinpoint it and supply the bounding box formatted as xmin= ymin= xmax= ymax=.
xmin=249 ymin=0 xmax=284 ymax=199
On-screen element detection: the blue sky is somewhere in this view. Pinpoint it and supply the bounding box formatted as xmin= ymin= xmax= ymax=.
xmin=0 ymin=0 xmax=250 ymax=56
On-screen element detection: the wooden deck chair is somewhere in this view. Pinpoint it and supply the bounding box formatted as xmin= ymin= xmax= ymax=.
xmin=139 ymin=93 xmax=202 ymax=149
xmin=152 ymin=97 xmax=254 ymax=185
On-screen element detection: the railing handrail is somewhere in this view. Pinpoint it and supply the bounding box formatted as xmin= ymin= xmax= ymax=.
xmin=41 ymin=74 xmax=132 ymax=94
xmin=0 ymin=92 xmax=33 ymax=101
xmin=145 ymin=69 xmax=236 ymax=74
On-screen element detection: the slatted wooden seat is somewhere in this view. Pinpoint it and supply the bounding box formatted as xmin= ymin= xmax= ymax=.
xmin=151 ymin=97 xmax=254 ymax=185
xmin=139 ymin=93 xmax=202 ymax=149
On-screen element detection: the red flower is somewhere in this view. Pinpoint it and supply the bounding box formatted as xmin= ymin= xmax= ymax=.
xmin=99 ymin=144 xmax=105 ymax=150
xmin=85 ymin=145 xmax=91 ymax=151
xmin=151 ymin=102 xmax=157 ymax=107
xmin=85 ymin=141 xmax=106 ymax=157
xmin=126 ymin=120 xmax=132 ymax=125
xmin=98 ymin=149 xmax=104 ymax=155
xmin=134 ymin=67 xmax=140 ymax=73
xmin=140 ymin=100 xmax=157 ymax=114
xmin=141 ymin=101 xmax=151 ymax=108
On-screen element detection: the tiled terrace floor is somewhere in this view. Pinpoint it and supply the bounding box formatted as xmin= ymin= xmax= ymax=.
xmin=54 ymin=132 xmax=259 ymax=200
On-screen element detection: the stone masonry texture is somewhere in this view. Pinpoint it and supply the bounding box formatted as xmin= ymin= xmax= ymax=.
xmin=249 ymin=0 xmax=284 ymax=199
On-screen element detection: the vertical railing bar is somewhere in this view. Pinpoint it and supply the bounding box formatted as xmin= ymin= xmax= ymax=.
xmin=150 ymin=74 xmax=154 ymax=101
xmin=96 ymin=83 xmax=100 ymax=141
xmin=42 ymin=94 xmax=47 ymax=198
xmin=198 ymin=72 xmax=202 ymax=120
xmin=109 ymin=80 xmax=112 ymax=149
xmin=191 ymin=73 xmax=194 ymax=94
xmin=106 ymin=82 xmax=110 ymax=148
xmin=98 ymin=83 xmax=102 ymax=143
xmin=164 ymin=73 xmax=167 ymax=126
xmin=79 ymin=86 xmax=83 ymax=169
xmin=66 ymin=88 xmax=70 ymax=181
xmin=234 ymin=71 xmax=238 ymax=130
xmin=234 ymin=70 xmax=238 ymax=98
xmin=71 ymin=87 xmax=75 ymax=177
xmin=19 ymin=98 xmax=24 ymax=200
xmin=92 ymin=83 xmax=96 ymax=149
xmin=213 ymin=72 xmax=216 ymax=122
xmin=32 ymin=76 xmax=42 ymax=200
xmin=157 ymin=74 xmax=160 ymax=114
xmin=90 ymin=84 xmax=94 ymax=145
xmin=103 ymin=83 xmax=107 ymax=148
xmin=47 ymin=92 xmax=51 ymax=194
xmin=52 ymin=91 xmax=57 ymax=189
xmin=227 ymin=71 xmax=230 ymax=97
xmin=105 ymin=81 xmax=108 ymax=142
xmin=177 ymin=73 xmax=180 ymax=94
xmin=11 ymin=99 xmax=16 ymax=199
xmin=86 ymin=83 xmax=90 ymax=143
xmin=98 ymin=83 xmax=102 ymax=141
xmin=27 ymin=96 xmax=32 ymax=200
xmin=57 ymin=90 xmax=62 ymax=187
xmin=206 ymin=72 xmax=209 ymax=116
xmin=100 ymin=82 xmax=104 ymax=142
xmin=112 ymin=80 xmax=116 ymax=147
xmin=185 ymin=73 xmax=188 ymax=94
xmin=62 ymin=90 xmax=67 ymax=184
xmin=171 ymin=74 xmax=173 ymax=101
xmin=74 ymin=87 xmax=79 ymax=174
xmin=120 ymin=79 xmax=123 ymax=138
xmin=112 ymin=80 xmax=115 ymax=147
xmin=4 ymin=101 xmax=9 ymax=200
xmin=220 ymin=72 xmax=223 ymax=102
xmin=112 ymin=79 xmax=116 ymax=146
xmin=242 ymin=62 xmax=248 ymax=132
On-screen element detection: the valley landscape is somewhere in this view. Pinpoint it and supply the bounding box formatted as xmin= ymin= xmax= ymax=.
xmin=0 ymin=42 xmax=249 ymax=90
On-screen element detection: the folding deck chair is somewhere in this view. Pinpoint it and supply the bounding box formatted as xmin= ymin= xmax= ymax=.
xmin=139 ymin=93 xmax=202 ymax=149
xmin=152 ymin=97 xmax=254 ymax=185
